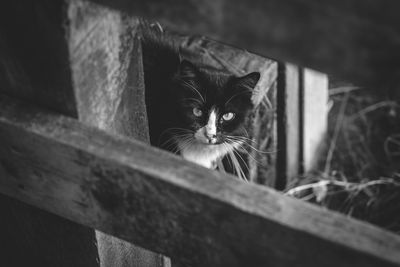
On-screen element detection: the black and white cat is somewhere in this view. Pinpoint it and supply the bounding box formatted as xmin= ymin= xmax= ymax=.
xmin=142 ymin=25 xmax=260 ymax=172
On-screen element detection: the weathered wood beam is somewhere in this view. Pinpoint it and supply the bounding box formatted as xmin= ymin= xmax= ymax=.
xmin=0 ymin=0 xmax=78 ymax=116
xmin=276 ymin=63 xmax=301 ymax=190
xmin=0 ymin=1 xmax=98 ymax=266
xmin=68 ymin=1 xmax=168 ymax=265
xmin=1 ymin=94 xmax=399 ymax=267
xmin=91 ymin=0 xmax=400 ymax=89
xmin=302 ymin=69 xmax=329 ymax=172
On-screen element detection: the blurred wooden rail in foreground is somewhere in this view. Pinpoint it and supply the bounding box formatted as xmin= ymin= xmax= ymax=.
xmin=1 ymin=94 xmax=400 ymax=267
xmin=0 ymin=0 xmax=399 ymax=267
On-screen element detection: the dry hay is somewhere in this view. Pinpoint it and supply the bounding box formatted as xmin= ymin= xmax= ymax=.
xmin=287 ymin=84 xmax=400 ymax=234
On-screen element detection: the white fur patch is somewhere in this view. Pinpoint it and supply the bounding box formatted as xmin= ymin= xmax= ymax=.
xmin=178 ymin=141 xmax=236 ymax=169
xmin=206 ymin=109 xmax=217 ymax=136
xmin=194 ymin=107 xmax=218 ymax=145
xmin=177 ymin=107 xmax=240 ymax=169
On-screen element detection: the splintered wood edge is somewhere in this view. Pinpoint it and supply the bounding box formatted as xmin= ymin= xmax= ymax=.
xmin=0 ymin=94 xmax=399 ymax=267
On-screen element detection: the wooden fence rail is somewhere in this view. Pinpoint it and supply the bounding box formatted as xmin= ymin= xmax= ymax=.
xmin=1 ymin=1 xmax=400 ymax=266
xmin=1 ymin=93 xmax=400 ymax=267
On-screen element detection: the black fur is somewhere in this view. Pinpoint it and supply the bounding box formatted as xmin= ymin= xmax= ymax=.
xmin=141 ymin=25 xmax=260 ymax=153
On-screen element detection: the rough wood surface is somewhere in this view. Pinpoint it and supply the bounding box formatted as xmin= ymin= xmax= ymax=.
xmin=68 ymin=1 xmax=166 ymax=266
xmin=302 ymin=69 xmax=329 ymax=172
xmin=1 ymin=94 xmax=400 ymax=267
xmin=92 ymin=0 xmax=400 ymax=89
xmin=277 ymin=66 xmax=329 ymax=189
xmin=277 ymin=63 xmax=301 ymax=190
xmin=0 ymin=2 xmax=98 ymax=266
xmin=0 ymin=0 xmax=78 ymax=116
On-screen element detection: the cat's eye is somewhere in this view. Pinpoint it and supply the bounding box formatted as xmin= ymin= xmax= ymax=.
xmin=193 ymin=107 xmax=203 ymax=117
xmin=222 ymin=112 xmax=235 ymax=121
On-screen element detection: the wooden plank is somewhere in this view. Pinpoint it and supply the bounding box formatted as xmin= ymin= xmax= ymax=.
xmin=91 ymin=0 xmax=400 ymax=89
xmin=67 ymin=1 xmax=167 ymax=266
xmin=276 ymin=66 xmax=329 ymax=188
xmin=0 ymin=1 xmax=78 ymax=116
xmin=0 ymin=2 xmax=98 ymax=266
xmin=1 ymin=94 xmax=400 ymax=267
xmin=276 ymin=63 xmax=301 ymax=190
xmin=302 ymin=69 xmax=329 ymax=172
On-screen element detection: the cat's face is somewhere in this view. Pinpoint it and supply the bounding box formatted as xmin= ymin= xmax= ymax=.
xmin=172 ymin=60 xmax=260 ymax=147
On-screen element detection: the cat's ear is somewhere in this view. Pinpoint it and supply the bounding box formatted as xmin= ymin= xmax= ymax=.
xmin=178 ymin=60 xmax=198 ymax=79
xmin=234 ymin=72 xmax=261 ymax=91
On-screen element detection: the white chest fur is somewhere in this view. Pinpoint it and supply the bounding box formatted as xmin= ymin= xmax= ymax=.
xmin=176 ymin=107 xmax=238 ymax=169
xmin=178 ymin=141 xmax=237 ymax=169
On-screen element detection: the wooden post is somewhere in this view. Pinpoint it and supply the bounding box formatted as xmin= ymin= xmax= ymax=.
xmin=301 ymin=69 xmax=329 ymax=172
xmin=0 ymin=1 xmax=169 ymax=266
xmin=68 ymin=1 xmax=169 ymax=266
xmin=0 ymin=1 xmax=98 ymax=266
xmin=276 ymin=63 xmax=301 ymax=190
xmin=277 ymin=65 xmax=328 ymax=189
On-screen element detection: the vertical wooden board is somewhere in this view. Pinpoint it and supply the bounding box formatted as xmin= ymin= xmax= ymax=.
xmin=0 ymin=1 xmax=78 ymax=116
xmin=0 ymin=2 xmax=99 ymax=267
xmin=277 ymin=63 xmax=301 ymax=190
xmin=250 ymin=64 xmax=278 ymax=186
xmin=113 ymin=33 xmax=150 ymax=142
xmin=68 ymin=0 xmax=131 ymax=129
xmin=302 ymin=68 xmax=329 ymax=172
xmin=68 ymin=1 xmax=167 ymax=266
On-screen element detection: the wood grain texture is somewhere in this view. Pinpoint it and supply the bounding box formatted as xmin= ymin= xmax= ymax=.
xmin=91 ymin=0 xmax=400 ymax=89
xmin=0 ymin=1 xmax=98 ymax=266
xmin=1 ymin=94 xmax=400 ymax=267
xmin=0 ymin=0 xmax=78 ymax=116
xmin=302 ymin=69 xmax=329 ymax=172
xmin=68 ymin=1 xmax=165 ymax=266
xmin=277 ymin=63 xmax=301 ymax=190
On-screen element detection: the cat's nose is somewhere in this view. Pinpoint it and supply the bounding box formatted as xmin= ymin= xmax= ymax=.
xmin=206 ymin=134 xmax=217 ymax=144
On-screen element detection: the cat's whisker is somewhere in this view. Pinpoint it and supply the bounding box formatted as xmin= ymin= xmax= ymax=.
xmin=230 ymin=142 xmax=264 ymax=166
xmin=233 ymin=149 xmax=250 ymax=174
xmin=160 ymin=132 xmax=187 ymax=146
xmin=158 ymin=127 xmax=193 ymax=146
xmin=179 ymin=80 xmax=205 ymax=103
xmin=226 ymin=135 xmax=257 ymax=145
xmin=175 ymin=136 xmax=196 ymax=154
xmin=225 ymin=133 xmax=254 ymax=142
xmin=225 ymin=91 xmax=251 ymax=106
xmin=160 ymin=132 xmax=193 ymax=151
xmin=226 ymin=136 xmax=274 ymax=154
xmin=221 ymin=142 xmax=232 ymax=166
xmin=221 ymin=140 xmax=248 ymax=181
xmin=159 ymin=137 xmax=176 ymax=149
xmin=225 ymin=139 xmax=264 ymax=166
xmin=227 ymin=149 xmax=248 ymax=182
xmin=180 ymin=98 xmax=203 ymax=105
xmin=241 ymin=127 xmax=251 ymax=139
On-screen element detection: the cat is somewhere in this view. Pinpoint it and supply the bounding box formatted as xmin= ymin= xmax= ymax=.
xmin=142 ymin=24 xmax=260 ymax=173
